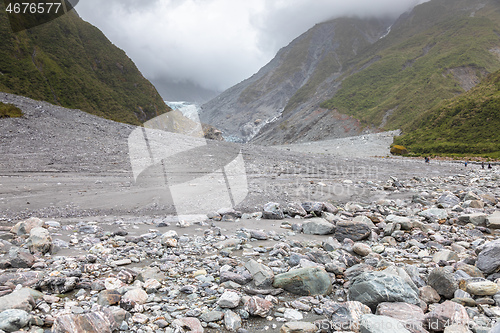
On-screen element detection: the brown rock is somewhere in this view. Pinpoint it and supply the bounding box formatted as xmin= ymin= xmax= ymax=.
xmin=171 ymin=317 xmax=204 ymax=333
xmin=424 ymin=301 xmax=469 ymax=332
xmin=52 ymin=308 xmax=117 ymax=333
xmin=244 ymin=296 xmax=273 ymax=317
xmin=419 ymin=286 xmax=441 ymax=304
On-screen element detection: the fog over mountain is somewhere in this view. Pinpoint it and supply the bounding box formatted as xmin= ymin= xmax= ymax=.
xmin=76 ymin=0 xmax=429 ymax=100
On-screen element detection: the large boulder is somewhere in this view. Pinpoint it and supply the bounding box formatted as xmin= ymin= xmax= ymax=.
xmin=302 ymin=218 xmax=335 ymax=235
xmin=262 ymin=202 xmax=285 ymax=220
xmin=334 ymin=221 xmax=371 ymax=242
xmin=0 ymin=309 xmax=31 ymax=332
xmin=52 ymin=308 xmax=118 ymax=333
xmin=26 ymin=227 xmax=53 ymax=254
xmin=348 ymin=272 xmax=420 ymax=311
xmin=0 ymin=288 xmax=37 ymax=312
xmin=476 ymin=239 xmax=500 ymax=274
xmin=273 ymin=267 xmax=332 ymax=296
xmin=427 ymin=267 xmax=458 ymax=300
xmin=10 ymin=217 xmax=44 ymax=236
xmin=244 ymin=259 xmax=274 ymax=288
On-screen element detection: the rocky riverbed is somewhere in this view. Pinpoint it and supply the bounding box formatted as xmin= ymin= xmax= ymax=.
xmin=1 ymin=92 xmax=500 ymax=333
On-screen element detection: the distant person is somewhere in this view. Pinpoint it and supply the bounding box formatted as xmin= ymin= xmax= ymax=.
xmin=489 ymin=163 xmax=493 ymax=169
xmin=482 ymin=162 xmax=485 ymax=169
xmin=465 ymin=161 xmax=468 ymax=167
xmin=424 ymin=157 xmax=430 ymax=163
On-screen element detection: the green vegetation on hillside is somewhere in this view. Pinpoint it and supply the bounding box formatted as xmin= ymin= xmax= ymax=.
xmin=0 ymin=102 xmax=23 ymax=118
xmin=0 ymin=3 xmax=169 ymax=125
xmin=320 ymin=0 xmax=500 ymax=133
xmin=394 ymin=70 xmax=500 ymax=158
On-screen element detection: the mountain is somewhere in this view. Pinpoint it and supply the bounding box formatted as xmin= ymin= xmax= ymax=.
xmin=393 ymin=69 xmax=500 ymax=157
xmin=200 ymin=0 xmax=500 ymax=146
xmin=152 ymin=77 xmax=220 ymax=104
xmin=200 ymin=16 xmax=393 ymax=143
xmin=0 ymin=3 xmax=169 ymax=125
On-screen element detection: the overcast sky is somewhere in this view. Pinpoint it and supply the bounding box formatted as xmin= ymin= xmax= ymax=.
xmin=75 ymin=0 xmax=429 ymax=93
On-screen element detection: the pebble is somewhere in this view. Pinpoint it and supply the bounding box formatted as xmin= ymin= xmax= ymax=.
xmin=0 ymin=169 xmax=498 ymax=333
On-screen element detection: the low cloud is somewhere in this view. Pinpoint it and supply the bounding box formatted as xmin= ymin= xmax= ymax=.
xmin=76 ymin=0 xmax=429 ymax=93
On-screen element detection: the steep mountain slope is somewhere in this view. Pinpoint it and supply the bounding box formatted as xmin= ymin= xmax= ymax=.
xmin=321 ymin=0 xmax=500 ymax=132
xmin=200 ymin=0 xmax=500 ymax=145
xmin=393 ymin=69 xmax=500 ymax=157
xmin=0 ymin=3 xmax=169 ymax=125
xmin=200 ymin=17 xmax=393 ymax=143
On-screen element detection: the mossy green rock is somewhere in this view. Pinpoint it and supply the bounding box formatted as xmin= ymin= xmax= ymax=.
xmin=390 ymin=145 xmax=409 ymax=155
xmin=273 ymin=267 xmax=332 ymax=296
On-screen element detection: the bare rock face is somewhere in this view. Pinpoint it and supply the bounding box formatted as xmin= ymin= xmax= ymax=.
xmin=52 ymin=308 xmax=117 ymax=333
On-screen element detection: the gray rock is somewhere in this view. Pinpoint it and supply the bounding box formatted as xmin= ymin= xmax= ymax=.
xmin=348 ymin=271 xmax=420 ymax=311
xmin=458 ymin=213 xmax=488 ymax=227
xmin=302 ymin=218 xmax=335 ymax=235
xmin=8 ymin=248 xmax=35 ymax=268
xmin=334 ymin=221 xmax=371 ymax=242
xmin=285 ymin=202 xmax=307 ymax=217
xmin=218 ymin=290 xmax=241 ymax=309
xmin=273 ymin=267 xmax=332 ymax=296
xmin=323 ymin=237 xmax=342 ymax=252
xmin=419 ymin=208 xmax=448 ymax=221
xmin=200 ymin=310 xmax=224 ymax=323
xmin=385 ymin=215 xmax=413 ymax=230
xmin=486 ymin=211 xmax=500 ymax=229
xmin=432 ymin=250 xmax=459 ymax=263
xmin=428 ymin=267 xmax=458 ymax=300
xmin=360 ymin=314 xmax=411 ymax=333
xmin=262 ymin=202 xmax=284 ymax=220
xmin=224 ymin=310 xmax=241 ymax=332
xmin=0 ymin=288 xmax=36 ymax=312
xmin=220 ymin=271 xmax=252 ymax=285
xmin=26 ymin=227 xmax=52 ymax=254
xmin=244 ymin=259 xmax=274 ymax=288
xmin=476 ymin=239 xmax=500 ymax=274
xmin=437 ymin=192 xmax=461 ymax=208
xmin=0 ymin=309 xmax=31 ymax=332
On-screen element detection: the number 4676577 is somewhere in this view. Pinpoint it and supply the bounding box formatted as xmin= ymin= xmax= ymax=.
xmin=5 ymin=2 xmax=62 ymax=14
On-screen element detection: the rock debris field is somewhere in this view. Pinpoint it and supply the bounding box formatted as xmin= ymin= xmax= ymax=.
xmin=0 ymin=92 xmax=500 ymax=333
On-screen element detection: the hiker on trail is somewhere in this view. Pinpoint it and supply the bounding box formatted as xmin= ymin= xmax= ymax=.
xmin=465 ymin=161 xmax=468 ymax=167
xmin=482 ymin=162 xmax=485 ymax=169
xmin=489 ymin=163 xmax=493 ymax=169
xmin=425 ymin=157 xmax=430 ymax=163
